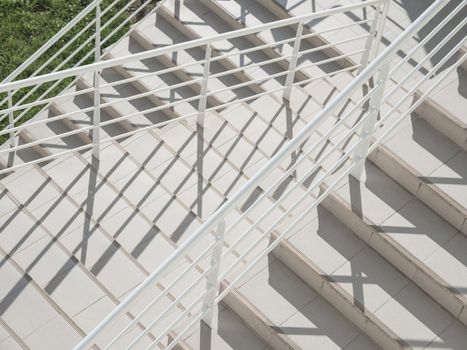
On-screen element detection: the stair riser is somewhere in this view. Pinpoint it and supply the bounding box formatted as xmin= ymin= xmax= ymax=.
xmin=322 ymin=191 xmax=467 ymax=327
xmin=158 ymin=5 xmax=265 ymax=95
xmin=75 ymin=79 xmax=137 ymax=133
xmin=368 ymin=146 xmax=467 ymax=236
xmin=414 ymin=93 xmax=467 ymax=151
xmin=129 ymin=29 xmax=223 ymax=109
xmin=261 ymin=0 xmax=356 ymax=69
xmin=270 ymin=232 xmax=406 ymax=350
xmin=220 ymin=282 xmax=301 ymax=350
xmin=198 ymin=0 xmax=305 ymax=81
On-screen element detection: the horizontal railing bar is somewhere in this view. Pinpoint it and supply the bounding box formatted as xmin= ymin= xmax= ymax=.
xmin=0 ymin=86 xmax=94 ymax=119
xmin=374 ymin=48 xmax=466 ymax=148
xmin=298 ymin=33 xmax=370 ymax=57
xmin=0 ymin=124 xmax=93 ymax=155
xmin=102 ymin=0 xmax=168 ymax=56
xmin=0 ymin=0 xmax=385 ymax=93
xmin=300 ymin=17 xmax=375 ymax=41
xmin=123 ymin=268 xmax=213 ymax=350
xmin=224 ymin=85 xmax=378 ymax=237
xmin=0 ymin=143 xmax=93 ymax=176
xmin=2 ymin=0 xmax=160 ymax=123
xmin=389 ymin=1 xmax=465 ymax=76
xmin=210 ymin=54 xmax=295 ymax=80
xmin=384 ymin=17 xmax=467 ymax=101
xmin=221 ymin=92 xmax=378 ymax=267
xmin=205 ymin=86 xmax=285 ymax=113
xmin=297 ymin=49 xmax=366 ymax=71
xmin=160 ymin=310 xmax=207 ymax=350
xmin=209 ymin=35 xmax=370 ymax=83
xmin=206 ymin=17 xmax=375 ymax=64
xmin=206 ymin=70 xmax=289 ymax=97
xmin=139 ymin=288 xmax=211 ymax=350
xmin=0 ymin=0 xmax=99 ymax=85
xmin=103 ymin=240 xmax=217 ymax=350
xmin=292 ymin=65 xmax=361 ymax=88
xmin=219 ymin=132 xmax=366 ymax=288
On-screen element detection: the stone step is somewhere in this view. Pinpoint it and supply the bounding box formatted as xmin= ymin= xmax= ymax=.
xmin=159 ymin=0 xmax=294 ymax=92
xmin=268 ymin=0 xmax=467 ymax=236
xmin=0 ymin=320 xmax=25 ymax=350
xmin=202 ymin=0 xmax=353 ymax=76
xmin=0 ymin=246 xmax=83 ymax=349
xmin=184 ymin=300 xmax=273 ymax=350
xmin=272 ymin=204 xmax=467 ymax=350
xmin=223 ymin=254 xmax=381 ymax=350
xmin=415 ymin=65 xmax=467 ymax=150
xmin=0 ymin=146 xmax=207 ymax=349
xmin=322 ymin=163 xmax=467 ymax=325
xmin=128 ymin=12 xmax=256 ymax=106
xmin=267 ymin=0 xmax=369 ymax=67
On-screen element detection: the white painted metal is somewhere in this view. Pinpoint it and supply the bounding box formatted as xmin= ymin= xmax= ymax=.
xmin=0 ymin=0 xmax=465 ymax=348
xmin=201 ymin=219 xmax=226 ymax=327
xmin=197 ymin=44 xmax=212 ymax=128
xmin=351 ymin=60 xmax=390 ymax=179
xmin=93 ymin=3 xmax=102 ymax=160
xmin=0 ymin=1 xmax=381 ymax=172
xmin=7 ymin=90 xmax=14 ymax=147
xmin=283 ymin=22 xmax=304 ymax=100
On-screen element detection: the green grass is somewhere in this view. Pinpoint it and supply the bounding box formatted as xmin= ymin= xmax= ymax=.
xmin=0 ymin=0 xmax=92 ymax=82
xmin=0 ymin=0 xmax=155 ymax=144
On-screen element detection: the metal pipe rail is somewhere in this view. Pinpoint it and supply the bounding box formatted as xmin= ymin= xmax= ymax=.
xmin=0 ymin=0 xmax=169 ymax=141
xmin=60 ymin=0 xmax=464 ymax=349
xmin=0 ymin=0 xmax=385 ymax=171
xmin=0 ymin=0 xmax=463 ymax=347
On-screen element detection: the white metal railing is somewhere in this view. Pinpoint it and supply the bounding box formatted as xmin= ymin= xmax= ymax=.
xmin=0 ymin=0 xmax=465 ymax=348
xmin=68 ymin=0 xmax=464 ymax=349
xmin=0 ymin=0 xmax=166 ymax=146
xmin=0 ymin=0 xmax=385 ymax=169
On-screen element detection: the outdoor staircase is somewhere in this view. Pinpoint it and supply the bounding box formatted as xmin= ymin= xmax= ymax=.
xmin=0 ymin=0 xmax=466 ymax=349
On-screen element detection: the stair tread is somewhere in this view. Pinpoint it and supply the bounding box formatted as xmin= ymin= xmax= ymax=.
xmin=419 ymin=66 xmax=467 ymax=126
xmin=236 ymin=257 xmax=380 ymax=349
xmin=54 ymin=88 xmax=128 ymax=140
xmin=282 ymin=205 xmax=467 ymax=349
xmin=18 ymin=108 xmax=83 ymax=155
xmin=382 ymin=115 xmax=467 ymax=214
xmin=1 ymin=0 xmax=466 ymax=348
xmin=335 ymin=164 xmax=467 ymax=300
xmin=0 ymin=254 xmax=83 ymax=349
xmin=212 ymin=0 xmax=346 ymax=75
xmin=132 ymin=12 xmax=255 ymax=104
xmin=161 ymin=0 xmax=286 ymax=92
xmin=184 ymin=305 xmax=270 ymax=350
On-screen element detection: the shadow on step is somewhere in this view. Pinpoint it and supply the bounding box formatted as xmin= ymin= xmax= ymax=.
xmin=335 ymin=180 xmax=467 ymax=348
xmin=266 ymin=252 xmax=364 ymax=348
xmin=458 ymin=66 xmax=467 ymax=99
xmin=361 ymin=163 xmax=467 ymax=292
xmin=410 ymin=114 xmax=466 ymax=186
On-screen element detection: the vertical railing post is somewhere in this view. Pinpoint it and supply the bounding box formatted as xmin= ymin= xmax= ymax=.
xmin=201 ymin=219 xmax=225 ymax=327
xmin=197 ymin=44 xmax=212 ymax=128
xmin=284 ymin=22 xmax=304 ymax=101
xmin=92 ymin=1 xmax=101 ymax=160
xmin=360 ymin=0 xmax=390 ymax=72
xmin=351 ymin=60 xmax=390 ymax=179
xmin=7 ymin=90 xmax=15 ymax=148
xmin=373 ymin=0 xmax=391 ymax=62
